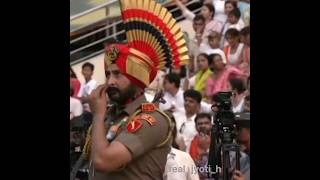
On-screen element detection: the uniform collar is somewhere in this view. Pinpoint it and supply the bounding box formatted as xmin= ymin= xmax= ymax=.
xmin=122 ymin=94 xmax=147 ymax=115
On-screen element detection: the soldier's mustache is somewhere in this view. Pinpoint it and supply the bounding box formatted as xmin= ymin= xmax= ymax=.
xmin=106 ymin=87 xmax=120 ymax=95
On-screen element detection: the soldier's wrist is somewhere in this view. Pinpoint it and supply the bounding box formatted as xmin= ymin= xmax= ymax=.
xmin=93 ymin=113 xmax=105 ymax=121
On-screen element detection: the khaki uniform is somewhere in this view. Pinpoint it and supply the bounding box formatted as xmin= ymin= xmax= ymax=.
xmin=89 ymin=95 xmax=172 ymax=180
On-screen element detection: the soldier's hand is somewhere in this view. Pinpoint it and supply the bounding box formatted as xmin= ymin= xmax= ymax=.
xmin=89 ymin=84 xmax=109 ymax=117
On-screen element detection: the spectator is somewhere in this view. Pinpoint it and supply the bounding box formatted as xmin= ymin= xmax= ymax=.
xmin=163 ymin=111 xmax=199 ymax=180
xmin=70 ymin=66 xmax=81 ymax=98
xmin=148 ymin=70 xmax=166 ymax=90
xmin=227 ymin=8 xmax=245 ymax=33
xmin=221 ymin=7 xmax=245 ymax=48
xmin=160 ymin=73 xmax=185 ymax=114
xmin=218 ymin=0 xmax=238 ymax=48
xmin=70 ymin=84 xmax=83 ymax=120
xmin=240 ymin=26 xmax=250 ymax=66
xmin=189 ymin=15 xmax=206 ymax=74
xmin=174 ymin=89 xmax=202 ymax=153
xmin=172 ymin=65 xmax=188 ymax=91
xmin=205 ymin=54 xmax=246 ymax=103
xmin=238 ymin=0 xmax=250 ymax=26
xmin=224 ymin=28 xmax=248 ymax=73
xmin=193 ymin=53 xmax=213 ymax=97
xmin=238 ymin=127 xmax=250 ymax=156
xmin=199 ymin=31 xmax=227 ymax=64
xmin=174 ymin=0 xmax=223 ymax=37
xmin=240 ymin=26 xmax=250 ymax=47
xmin=77 ymin=62 xmax=98 ymax=111
xmin=189 ymin=113 xmax=212 ymax=162
xmin=230 ymin=78 xmax=247 ymax=113
xmin=211 ymin=0 xmax=237 ymax=24
xmin=189 ymin=113 xmax=250 ymax=180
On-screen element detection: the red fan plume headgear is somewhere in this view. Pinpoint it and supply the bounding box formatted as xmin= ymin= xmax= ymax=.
xmin=104 ymin=0 xmax=190 ymax=89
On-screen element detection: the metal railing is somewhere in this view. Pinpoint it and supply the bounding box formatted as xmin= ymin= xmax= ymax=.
xmin=70 ymin=0 xmax=118 ymax=21
xmin=70 ymin=0 xmax=201 ymax=65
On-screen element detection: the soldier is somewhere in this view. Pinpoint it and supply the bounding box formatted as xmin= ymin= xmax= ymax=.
xmin=83 ymin=0 xmax=190 ymax=179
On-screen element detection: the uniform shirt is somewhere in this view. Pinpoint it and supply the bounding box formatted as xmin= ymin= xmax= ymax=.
xmin=89 ymin=95 xmax=172 ymax=180
xmin=164 ymin=147 xmax=200 ymax=180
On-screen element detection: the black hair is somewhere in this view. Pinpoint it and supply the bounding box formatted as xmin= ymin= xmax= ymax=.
xmin=240 ymin=26 xmax=250 ymax=37
xmin=194 ymin=113 xmax=212 ymax=125
xmin=225 ymin=0 xmax=238 ymax=10
xmin=198 ymin=53 xmax=212 ymax=65
xmin=70 ymin=66 xmax=77 ymax=79
xmin=203 ymin=3 xmax=215 ymax=19
xmin=193 ymin=14 xmax=206 ymax=23
xmin=228 ymin=8 xmax=241 ymax=19
xmin=165 ymin=73 xmax=181 ymax=88
xmin=82 ymin=62 xmax=94 ymax=71
xmin=208 ymin=53 xmax=222 ymax=66
xmin=230 ymin=78 xmax=246 ymax=94
xmin=225 ymin=28 xmax=240 ymax=38
xmin=184 ymin=89 xmax=202 ymax=104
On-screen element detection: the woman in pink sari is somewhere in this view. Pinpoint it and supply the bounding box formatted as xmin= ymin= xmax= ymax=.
xmin=205 ymin=53 xmax=248 ymax=103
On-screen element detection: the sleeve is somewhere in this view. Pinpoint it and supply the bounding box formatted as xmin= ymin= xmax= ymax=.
xmin=188 ymin=75 xmax=196 ymax=89
xmin=185 ymin=153 xmax=200 ymax=180
xmin=205 ymin=77 xmax=214 ymax=97
xmin=200 ymin=101 xmax=212 ymax=113
xmin=189 ymin=137 xmax=198 ymax=161
xmin=87 ymin=81 xmax=97 ymax=95
xmin=182 ymin=9 xmax=195 ymax=21
xmin=165 ymin=160 xmax=188 ymax=180
xmin=73 ymin=100 xmax=83 ymax=117
xmin=159 ymin=94 xmax=172 ymax=111
xmin=115 ymin=112 xmax=170 ymax=159
xmin=228 ymin=66 xmax=245 ymax=76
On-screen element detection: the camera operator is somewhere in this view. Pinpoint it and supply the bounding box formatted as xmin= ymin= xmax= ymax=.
xmin=190 ymin=113 xmax=213 ymax=180
xmin=190 ymin=113 xmax=212 ymax=162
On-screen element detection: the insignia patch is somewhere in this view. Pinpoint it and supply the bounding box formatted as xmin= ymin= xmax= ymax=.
xmin=127 ymin=117 xmax=142 ymax=133
xmin=105 ymin=45 xmax=120 ymax=65
xmin=141 ymin=103 xmax=157 ymax=113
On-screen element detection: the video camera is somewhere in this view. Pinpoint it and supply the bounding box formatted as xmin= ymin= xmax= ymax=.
xmin=208 ymin=92 xmax=240 ymax=180
xmin=212 ymin=92 xmax=236 ymax=134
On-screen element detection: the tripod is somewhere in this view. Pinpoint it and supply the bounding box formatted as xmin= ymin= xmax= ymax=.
xmin=208 ymin=123 xmax=240 ymax=180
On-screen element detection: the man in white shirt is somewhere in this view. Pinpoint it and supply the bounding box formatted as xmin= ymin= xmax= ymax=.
xmin=164 ymin=109 xmax=199 ymax=180
xmin=160 ymin=73 xmax=186 ymax=115
xmin=77 ymin=62 xmax=97 ymax=111
xmin=164 ymin=147 xmax=200 ymax=180
xmin=173 ymin=89 xmax=203 ymax=153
